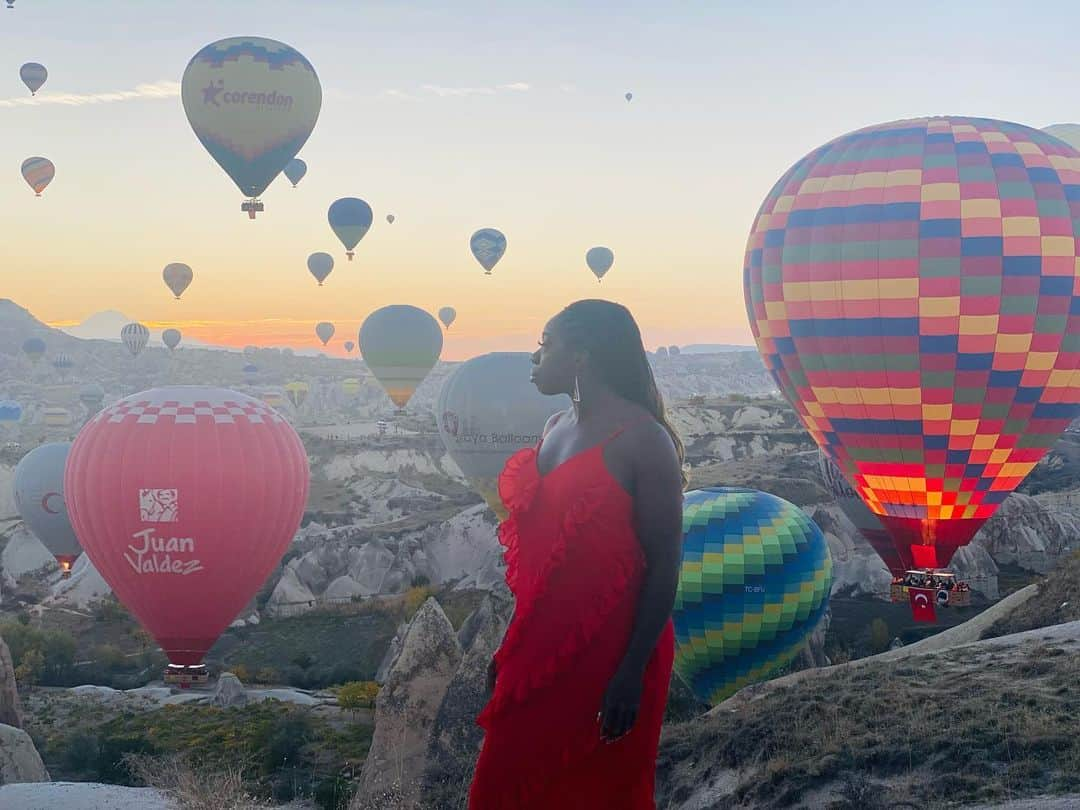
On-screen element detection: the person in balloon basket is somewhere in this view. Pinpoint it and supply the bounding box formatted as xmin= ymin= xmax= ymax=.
xmin=468 ymin=300 xmax=684 ymax=809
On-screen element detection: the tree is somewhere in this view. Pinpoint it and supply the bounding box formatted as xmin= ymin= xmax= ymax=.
xmin=869 ymin=618 xmax=890 ymax=653
xmin=15 ymin=647 xmax=44 ymax=688
xmin=337 ymin=681 xmax=379 ymax=714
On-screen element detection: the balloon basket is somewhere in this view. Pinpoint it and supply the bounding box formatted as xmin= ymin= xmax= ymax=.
xmin=346 ymin=252 xmax=355 ymax=261
xmin=241 ymin=199 xmax=264 ymax=219
xmin=890 ymin=569 xmax=970 ymax=608
xmin=164 ymin=664 xmax=209 ymax=688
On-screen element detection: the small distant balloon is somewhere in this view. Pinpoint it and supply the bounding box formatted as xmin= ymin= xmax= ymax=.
xmin=342 ymin=378 xmax=362 ymax=396
xmin=386 ymin=214 xmax=395 ymax=224
xmin=285 ymin=381 xmax=309 ymax=409
xmin=343 ymin=341 xmax=355 ymax=353
xmin=51 ymin=353 xmax=74 ymax=371
xmin=307 ymin=252 xmax=334 ymax=286
xmin=586 ymin=246 xmax=614 ymax=281
xmin=438 ymin=307 xmax=457 ymax=329
xmin=283 ymin=157 xmax=307 ymax=187
xmin=181 ymin=37 xmax=321 ymax=218
xmin=162 ymin=328 xmax=182 ymax=351
xmin=121 ymin=323 xmax=150 ymax=357
xmin=20 ymin=63 xmax=47 ymax=95
xmin=163 ymin=263 xmax=194 ymax=300
xmin=243 ymin=363 xmax=259 ymax=375
xmin=79 ymin=384 xmax=105 ymax=414
xmin=328 ymin=198 xmax=373 ymax=260
xmin=21 ymin=157 xmax=54 ymax=196
xmin=0 ymin=401 xmax=22 ymax=422
xmin=470 ymin=228 xmax=506 ymax=275
xmin=360 ymin=305 xmax=443 ymax=409
xmin=22 ymin=337 xmax=46 ymax=364
xmin=315 ymin=321 xmax=335 ymax=346
xmin=625 ymin=91 xmax=633 ymax=102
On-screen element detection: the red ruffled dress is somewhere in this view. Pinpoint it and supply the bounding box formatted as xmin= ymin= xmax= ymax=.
xmin=468 ymin=427 xmax=675 ymax=809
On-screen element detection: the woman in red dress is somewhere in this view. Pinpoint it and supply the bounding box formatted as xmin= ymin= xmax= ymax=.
xmin=469 ymin=299 xmax=685 ymax=809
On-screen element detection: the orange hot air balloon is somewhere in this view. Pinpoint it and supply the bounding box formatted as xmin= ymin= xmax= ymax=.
xmin=744 ymin=117 xmax=1080 ymax=575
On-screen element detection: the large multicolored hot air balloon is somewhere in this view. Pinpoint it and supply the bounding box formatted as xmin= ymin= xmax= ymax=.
xmin=285 ymin=381 xmax=309 ymax=409
xmin=79 ymin=383 xmax=105 ymax=415
xmin=22 ymin=337 xmax=46 ymax=364
xmin=181 ymin=37 xmax=322 ymax=218
xmin=21 ymin=157 xmax=54 ymax=196
xmin=14 ymin=443 xmax=82 ymax=576
xmin=162 ymin=328 xmax=182 ymax=351
xmin=283 ymin=157 xmax=307 ymax=187
xmin=438 ymin=307 xmax=457 ymax=329
xmin=586 ymin=246 xmax=614 ymax=282
xmin=163 ymin=263 xmax=193 ymax=300
xmin=65 ymin=387 xmax=309 ymax=671
xmin=360 ymin=305 xmax=443 ymax=409
xmin=19 ymin=62 xmax=47 ymax=95
xmin=121 ymin=323 xmax=150 ymax=357
xmin=437 ymin=352 xmax=568 ymax=518
xmin=328 ymin=198 xmax=373 ymax=260
xmin=315 ymin=321 xmax=335 ymax=346
xmin=470 ymin=228 xmax=506 ymax=275
xmin=673 ymin=488 xmax=832 ymax=706
xmin=307 ymin=252 xmax=334 ymax=286
xmin=744 ymin=116 xmax=1080 ymax=574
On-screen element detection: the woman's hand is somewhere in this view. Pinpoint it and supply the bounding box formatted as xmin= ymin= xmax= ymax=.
xmin=598 ymin=664 xmax=644 ymax=743
xmin=485 ymin=656 xmax=497 ymax=695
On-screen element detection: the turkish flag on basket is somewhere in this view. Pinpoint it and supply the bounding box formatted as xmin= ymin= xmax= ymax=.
xmin=909 ymin=588 xmax=937 ymax=623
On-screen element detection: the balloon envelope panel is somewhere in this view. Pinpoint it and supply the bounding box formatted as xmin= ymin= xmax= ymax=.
xmin=673 ymin=488 xmax=832 ymax=706
xmin=743 ymin=116 xmax=1080 ymax=570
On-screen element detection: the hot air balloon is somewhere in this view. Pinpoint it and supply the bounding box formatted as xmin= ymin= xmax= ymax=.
xmin=20 ymin=62 xmax=47 ymax=95
xmin=470 ymin=228 xmax=506 ymax=275
xmin=261 ymin=390 xmax=285 ymax=409
xmin=744 ymin=116 xmax=1080 ymax=577
xmin=21 ymin=157 xmax=54 ymax=196
xmin=285 ymin=381 xmax=309 ymax=409
xmin=0 ymin=402 xmax=22 ymax=423
xmin=672 ymin=488 xmax=832 ymax=706
xmin=359 ymin=305 xmax=443 ymax=409
xmin=43 ymin=407 xmax=71 ymax=428
xmin=121 ymin=323 xmax=150 ymax=357
xmin=307 ymin=252 xmax=334 ymax=285
xmin=342 ymin=378 xmax=362 ymax=397
xmin=243 ymin=363 xmax=258 ymax=375
xmin=79 ymin=383 xmax=105 ymax=415
xmin=65 ymin=387 xmax=309 ymax=678
xmin=162 ymin=328 xmax=182 ymax=351
xmin=51 ymin=354 xmax=74 ymax=375
xmin=181 ymin=37 xmax=322 ymax=218
xmin=315 ymin=321 xmax=335 ymax=346
xmin=438 ymin=307 xmax=457 ymax=329
xmin=1042 ymin=124 xmax=1080 ymax=152
xmin=283 ymin=157 xmax=307 ymax=187
xmin=6 ymin=2 xmax=14 ymax=9
xmin=386 ymin=214 xmax=395 ymax=224
xmin=625 ymin=92 xmax=633 ymax=103
xmin=163 ymin=263 xmax=193 ymax=300
xmin=586 ymin=246 xmax=614 ymax=282
xmin=343 ymin=341 xmax=355 ymax=353
xmin=437 ymin=352 xmax=568 ymax=518
xmin=328 ymin=198 xmax=373 ymax=260
xmin=655 ymin=346 xmax=669 ymax=359
xmin=669 ymin=345 xmax=681 ymax=357
xmin=14 ymin=443 xmax=82 ymax=576
xmin=22 ymin=337 xmax=46 ymax=364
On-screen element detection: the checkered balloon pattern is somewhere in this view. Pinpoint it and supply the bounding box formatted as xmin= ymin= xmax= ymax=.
xmin=673 ymin=488 xmax=832 ymax=706
xmin=744 ymin=117 xmax=1080 ymax=571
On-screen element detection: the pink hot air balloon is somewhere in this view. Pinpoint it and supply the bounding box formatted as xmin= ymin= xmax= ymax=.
xmin=65 ymin=387 xmax=309 ymax=671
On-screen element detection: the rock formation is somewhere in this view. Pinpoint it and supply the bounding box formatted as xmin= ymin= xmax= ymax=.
xmin=352 ymin=598 xmax=463 ymax=809
xmin=211 ymin=672 xmax=248 ymax=708
xmin=0 ymin=636 xmax=23 ymax=729
xmin=0 ymin=723 xmax=48 ymax=784
xmin=974 ymin=492 xmax=1080 ymax=574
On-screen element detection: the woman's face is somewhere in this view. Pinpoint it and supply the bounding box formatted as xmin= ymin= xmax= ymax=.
xmin=530 ymin=319 xmax=577 ymax=396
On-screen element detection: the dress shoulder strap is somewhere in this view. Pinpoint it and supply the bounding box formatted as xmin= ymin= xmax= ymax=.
xmin=600 ymin=415 xmax=656 ymax=446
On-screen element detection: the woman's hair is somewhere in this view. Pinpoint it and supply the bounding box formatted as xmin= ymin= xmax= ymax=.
xmin=552 ymin=299 xmax=687 ymax=487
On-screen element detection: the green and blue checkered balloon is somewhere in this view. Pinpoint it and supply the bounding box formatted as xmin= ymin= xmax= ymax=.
xmin=673 ymin=488 xmax=833 ymax=706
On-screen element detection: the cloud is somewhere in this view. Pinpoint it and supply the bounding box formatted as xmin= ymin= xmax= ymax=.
xmin=412 ymin=82 xmax=531 ymax=99
xmin=0 ymin=80 xmax=180 ymax=109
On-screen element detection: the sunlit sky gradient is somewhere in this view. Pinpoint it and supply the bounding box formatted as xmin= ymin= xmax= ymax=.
xmin=3 ymin=1 xmax=1080 ymax=359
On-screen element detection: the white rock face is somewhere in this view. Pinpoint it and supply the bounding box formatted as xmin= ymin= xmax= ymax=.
xmin=265 ymin=566 xmax=317 ymax=617
xmin=0 ymin=782 xmax=176 ymax=809
xmin=0 ymin=722 xmax=49 ymax=784
xmin=974 ymin=492 xmax=1080 ymax=574
xmin=424 ymin=505 xmax=503 ymax=590
xmin=1 ymin=526 xmax=55 ymax=578
xmin=212 ymin=672 xmax=248 ymax=708
xmin=323 ymin=575 xmax=366 ymax=601
xmin=349 ymin=540 xmax=395 ymax=596
xmin=0 ymin=466 xmax=16 ymax=520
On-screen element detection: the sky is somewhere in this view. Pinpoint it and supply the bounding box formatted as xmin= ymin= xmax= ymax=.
xmin=3 ymin=0 xmax=1080 ymax=360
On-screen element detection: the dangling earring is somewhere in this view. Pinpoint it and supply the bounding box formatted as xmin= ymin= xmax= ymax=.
xmin=572 ymin=375 xmax=582 ymax=404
